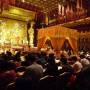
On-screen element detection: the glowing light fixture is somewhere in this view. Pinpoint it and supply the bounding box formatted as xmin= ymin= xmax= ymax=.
xmin=22 ymin=0 xmax=25 ymax=2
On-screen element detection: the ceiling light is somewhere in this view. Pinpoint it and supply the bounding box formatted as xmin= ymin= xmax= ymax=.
xmin=22 ymin=0 xmax=25 ymax=2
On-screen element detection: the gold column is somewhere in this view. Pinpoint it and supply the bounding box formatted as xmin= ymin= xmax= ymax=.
xmin=28 ymin=21 xmax=34 ymax=47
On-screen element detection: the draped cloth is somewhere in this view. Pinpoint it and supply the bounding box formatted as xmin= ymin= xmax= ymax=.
xmin=68 ymin=38 xmax=78 ymax=54
xmin=37 ymin=26 xmax=78 ymax=54
xmin=37 ymin=37 xmax=46 ymax=49
xmin=51 ymin=37 xmax=65 ymax=51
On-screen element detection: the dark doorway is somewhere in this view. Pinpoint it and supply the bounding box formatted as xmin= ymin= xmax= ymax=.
xmin=61 ymin=39 xmax=73 ymax=55
xmin=45 ymin=39 xmax=53 ymax=49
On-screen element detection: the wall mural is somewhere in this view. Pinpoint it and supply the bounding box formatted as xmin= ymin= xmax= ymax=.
xmin=0 ymin=18 xmax=27 ymax=46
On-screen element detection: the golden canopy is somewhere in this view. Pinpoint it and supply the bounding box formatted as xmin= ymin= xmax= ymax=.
xmin=37 ymin=25 xmax=78 ymax=54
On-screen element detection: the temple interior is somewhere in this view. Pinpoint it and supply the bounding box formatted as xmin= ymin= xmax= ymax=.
xmin=0 ymin=1 xmax=90 ymax=90
xmin=0 ymin=0 xmax=90 ymax=52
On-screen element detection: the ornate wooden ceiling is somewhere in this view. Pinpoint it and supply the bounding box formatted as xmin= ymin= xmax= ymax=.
xmin=27 ymin=0 xmax=59 ymax=13
xmin=15 ymin=0 xmax=90 ymax=29
xmin=16 ymin=0 xmax=63 ymax=13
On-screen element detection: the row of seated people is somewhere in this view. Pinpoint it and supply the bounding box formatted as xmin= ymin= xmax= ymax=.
xmin=0 ymin=50 xmax=90 ymax=90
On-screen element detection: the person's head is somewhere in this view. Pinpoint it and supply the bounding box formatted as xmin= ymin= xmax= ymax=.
xmin=15 ymin=77 xmax=33 ymax=90
xmin=27 ymin=52 xmax=37 ymax=63
xmin=47 ymin=53 xmax=55 ymax=65
xmin=76 ymin=65 xmax=90 ymax=89
xmin=14 ymin=51 xmax=21 ymax=62
xmin=40 ymin=51 xmax=46 ymax=56
xmin=60 ymin=57 xmax=68 ymax=65
xmin=48 ymin=53 xmax=55 ymax=58
xmin=6 ymin=51 xmax=12 ymax=56
xmin=60 ymin=54 xmax=65 ymax=58
xmin=0 ymin=58 xmax=8 ymax=72
xmin=7 ymin=61 xmax=16 ymax=70
xmin=71 ymin=55 xmax=78 ymax=62
xmin=80 ymin=54 xmax=85 ymax=59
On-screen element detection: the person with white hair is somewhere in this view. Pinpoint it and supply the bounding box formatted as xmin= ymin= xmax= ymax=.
xmin=80 ymin=54 xmax=90 ymax=67
xmin=71 ymin=55 xmax=83 ymax=74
